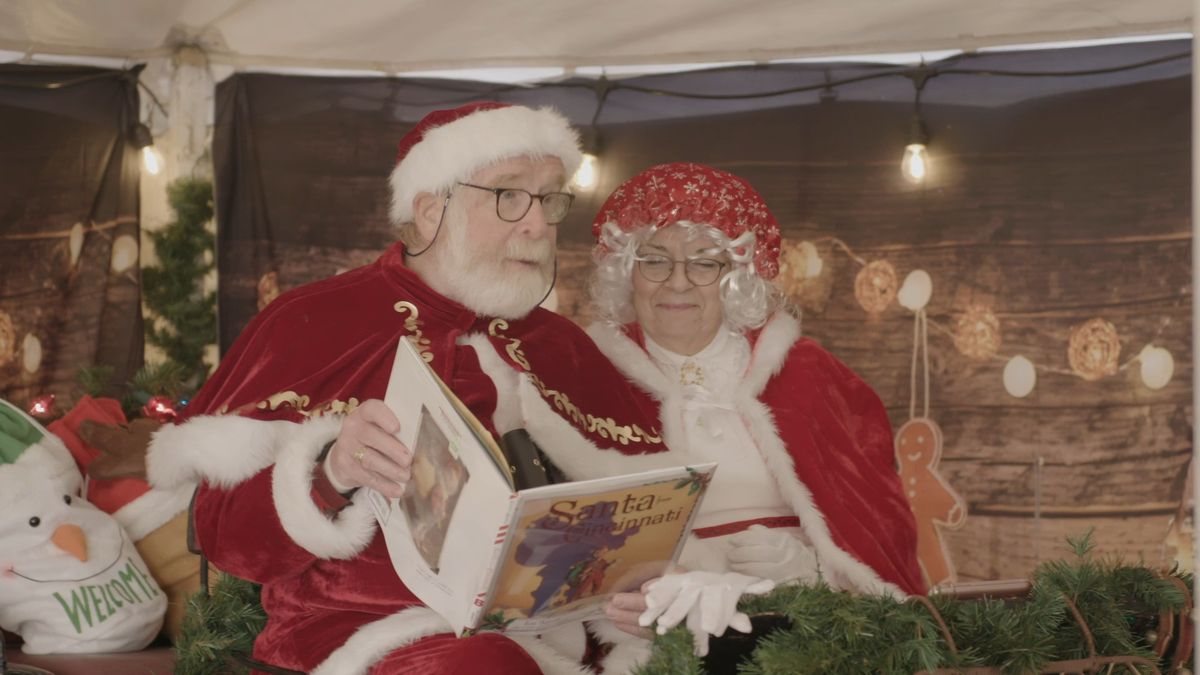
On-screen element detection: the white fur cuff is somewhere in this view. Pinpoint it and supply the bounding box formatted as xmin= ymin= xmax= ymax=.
xmin=271 ymin=419 xmax=378 ymax=559
xmin=147 ymin=414 xmax=328 ymax=491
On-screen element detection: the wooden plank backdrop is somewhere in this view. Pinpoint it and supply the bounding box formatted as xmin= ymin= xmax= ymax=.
xmin=214 ymin=47 xmax=1191 ymax=581
xmin=0 ymin=66 xmax=144 ymax=408
xmin=548 ymin=74 xmax=1192 ymax=581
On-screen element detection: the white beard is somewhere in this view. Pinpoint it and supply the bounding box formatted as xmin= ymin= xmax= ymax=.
xmin=432 ymin=208 xmax=555 ymax=319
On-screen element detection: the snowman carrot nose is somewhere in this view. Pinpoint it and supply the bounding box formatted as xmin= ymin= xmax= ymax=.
xmin=51 ymin=524 xmax=88 ymax=562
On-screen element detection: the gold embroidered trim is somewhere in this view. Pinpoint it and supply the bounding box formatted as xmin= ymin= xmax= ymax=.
xmin=255 ymin=391 xmax=360 ymax=418
xmin=257 ymin=390 xmax=311 ymax=413
xmin=527 ymin=372 xmax=662 ymax=446
xmin=488 ymin=319 xmax=662 ymax=446
xmin=394 ymin=301 xmax=434 ymax=363
xmin=487 ymin=319 xmax=531 ymax=370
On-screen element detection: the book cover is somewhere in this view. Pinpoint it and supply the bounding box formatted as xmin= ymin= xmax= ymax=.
xmin=479 ymin=467 xmax=712 ymax=632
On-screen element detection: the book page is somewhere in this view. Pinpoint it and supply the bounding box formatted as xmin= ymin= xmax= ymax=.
xmin=373 ymin=337 xmax=514 ymax=632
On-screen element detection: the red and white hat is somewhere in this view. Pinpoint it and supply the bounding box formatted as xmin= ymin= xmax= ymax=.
xmin=592 ymin=162 xmax=782 ymax=279
xmin=389 ymin=101 xmax=582 ymax=224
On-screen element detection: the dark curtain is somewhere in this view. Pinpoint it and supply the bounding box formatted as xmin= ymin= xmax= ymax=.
xmin=212 ymin=39 xmax=1191 ymax=580
xmin=0 ymin=65 xmax=143 ymax=410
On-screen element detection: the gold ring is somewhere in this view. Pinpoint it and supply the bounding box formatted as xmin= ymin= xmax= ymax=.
xmin=352 ymin=448 xmax=366 ymax=463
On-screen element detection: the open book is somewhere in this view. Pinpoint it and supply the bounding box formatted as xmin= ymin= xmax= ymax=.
xmin=367 ymin=337 xmax=714 ymax=635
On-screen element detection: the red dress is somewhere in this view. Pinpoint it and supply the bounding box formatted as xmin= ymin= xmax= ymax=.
xmin=582 ymin=316 xmax=925 ymax=598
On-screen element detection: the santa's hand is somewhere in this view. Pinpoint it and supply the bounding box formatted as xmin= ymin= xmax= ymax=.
xmin=727 ymin=525 xmax=820 ymax=583
xmin=638 ymin=571 xmax=774 ymax=656
xmin=326 ymin=400 xmax=412 ymax=498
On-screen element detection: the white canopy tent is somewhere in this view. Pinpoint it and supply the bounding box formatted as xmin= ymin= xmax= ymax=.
xmin=0 ymin=0 xmax=1192 ymax=74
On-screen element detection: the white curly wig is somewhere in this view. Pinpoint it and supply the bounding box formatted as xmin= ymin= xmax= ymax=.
xmin=589 ymin=220 xmax=779 ymax=332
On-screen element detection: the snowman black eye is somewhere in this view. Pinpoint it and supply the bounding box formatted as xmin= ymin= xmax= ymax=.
xmin=28 ymin=516 xmax=40 ymax=528
xmin=63 ymin=495 xmax=72 ymax=505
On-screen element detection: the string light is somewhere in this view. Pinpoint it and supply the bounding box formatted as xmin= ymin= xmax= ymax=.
xmin=1138 ymin=345 xmax=1175 ymax=390
xmin=778 ymin=240 xmax=834 ymax=313
xmin=22 ymin=333 xmax=42 ymax=374
xmin=898 ymin=269 xmax=932 ymax=311
xmin=805 ymin=238 xmax=1180 ymax=397
xmin=110 ymin=234 xmax=139 ymax=273
xmin=953 ymin=305 xmax=1001 ymax=361
xmin=68 ymin=222 xmax=85 ymax=267
xmin=0 ymin=311 xmax=15 ymax=367
xmin=572 ymin=77 xmax=610 ymax=191
xmin=142 ymin=146 xmax=163 ymax=175
xmin=901 ymin=67 xmax=934 ymax=184
xmin=257 ymin=271 xmax=281 ymax=310
xmin=129 ymin=122 xmax=163 ymax=176
xmin=1068 ymin=318 xmax=1120 ymax=381
xmin=853 ymin=260 xmax=898 ymax=315
xmin=1003 ymin=355 xmax=1037 ymax=398
xmin=572 ymin=153 xmax=598 ymax=190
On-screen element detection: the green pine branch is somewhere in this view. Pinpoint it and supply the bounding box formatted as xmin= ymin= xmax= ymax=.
xmin=639 ymin=533 xmax=1190 ymax=675
xmin=174 ymin=575 xmax=266 ymax=675
xmin=142 ymin=178 xmax=216 ymax=390
xmin=170 ymin=536 xmax=1192 ymax=675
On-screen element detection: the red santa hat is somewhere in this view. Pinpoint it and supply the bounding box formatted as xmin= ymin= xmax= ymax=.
xmin=389 ymin=101 xmax=583 ymax=224
xmin=591 ymin=162 xmax=782 ymax=279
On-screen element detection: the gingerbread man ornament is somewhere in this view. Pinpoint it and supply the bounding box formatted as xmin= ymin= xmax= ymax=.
xmin=895 ymin=417 xmax=966 ymax=588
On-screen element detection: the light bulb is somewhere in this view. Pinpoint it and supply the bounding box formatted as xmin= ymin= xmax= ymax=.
xmin=111 ymin=234 xmax=139 ymax=273
xmin=901 ymin=143 xmax=928 ymax=183
xmin=142 ymin=146 xmax=163 ymax=176
xmin=69 ymin=222 xmax=85 ymax=267
xmin=1139 ymin=345 xmax=1174 ymax=390
xmin=1003 ymin=355 xmax=1036 ymax=398
xmin=897 ymin=269 xmax=932 ymax=311
xmin=572 ymin=153 xmax=598 ymax=190
xmin=22 ymin=333 xmax=42 ymax=374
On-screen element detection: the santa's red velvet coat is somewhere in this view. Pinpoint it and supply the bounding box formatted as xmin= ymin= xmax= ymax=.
xmin=146 ymin=244 xmax=667 ymax=674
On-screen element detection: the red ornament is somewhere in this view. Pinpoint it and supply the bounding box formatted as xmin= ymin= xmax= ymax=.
xmin=142 ymin=395 xmax=178 ymax=422
xmin=27 ymin=394 xmax=56 ymax=420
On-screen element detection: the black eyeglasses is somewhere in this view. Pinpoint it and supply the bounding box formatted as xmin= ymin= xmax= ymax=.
xmin=456 ymin=182 xmax=575 ymax=225
xmin=633 ymin=253 xmax=728 ymax=286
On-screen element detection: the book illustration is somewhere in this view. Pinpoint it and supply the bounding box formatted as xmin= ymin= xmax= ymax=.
xmin=400 ymin=405 xmax=469 ymax=572
xmin=486 ymin=478 xmax=700 ymax=623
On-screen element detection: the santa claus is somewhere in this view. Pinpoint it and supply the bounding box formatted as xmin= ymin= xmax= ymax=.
xmin=145 ymin=102 xmax=670 ymax=674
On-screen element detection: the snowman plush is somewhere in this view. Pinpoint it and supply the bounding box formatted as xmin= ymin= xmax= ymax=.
xmin=0 ymin=400 xmax=166 ymax=654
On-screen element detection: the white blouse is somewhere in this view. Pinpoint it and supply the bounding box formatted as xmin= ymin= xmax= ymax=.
xmin=643 ymin=327 xmax=792 ymax=529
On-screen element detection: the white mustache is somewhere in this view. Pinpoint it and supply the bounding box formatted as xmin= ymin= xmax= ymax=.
xmin=505 ymin=240 xmax=554 ymax=265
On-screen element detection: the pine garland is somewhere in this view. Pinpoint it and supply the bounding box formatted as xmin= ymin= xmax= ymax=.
xmin=174 ymin=574 xmax=266 ymax=675
xmin=142 ymin=178 xmax=216 ymax=388
xmin=171 ymin=534 xmax=1192 ymax=675
xmin=637 ymin=533 xmax=1192 ymax=675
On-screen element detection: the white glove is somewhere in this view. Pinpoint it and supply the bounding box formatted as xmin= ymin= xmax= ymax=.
xmin=727 ymin=525 xmax=821 ymax=583
xmin=637 ymin=571 xmax=775 ymax=656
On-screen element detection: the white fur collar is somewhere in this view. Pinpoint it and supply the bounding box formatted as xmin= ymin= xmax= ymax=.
xmin=587 ymin=312 xmax=801 ymax=402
